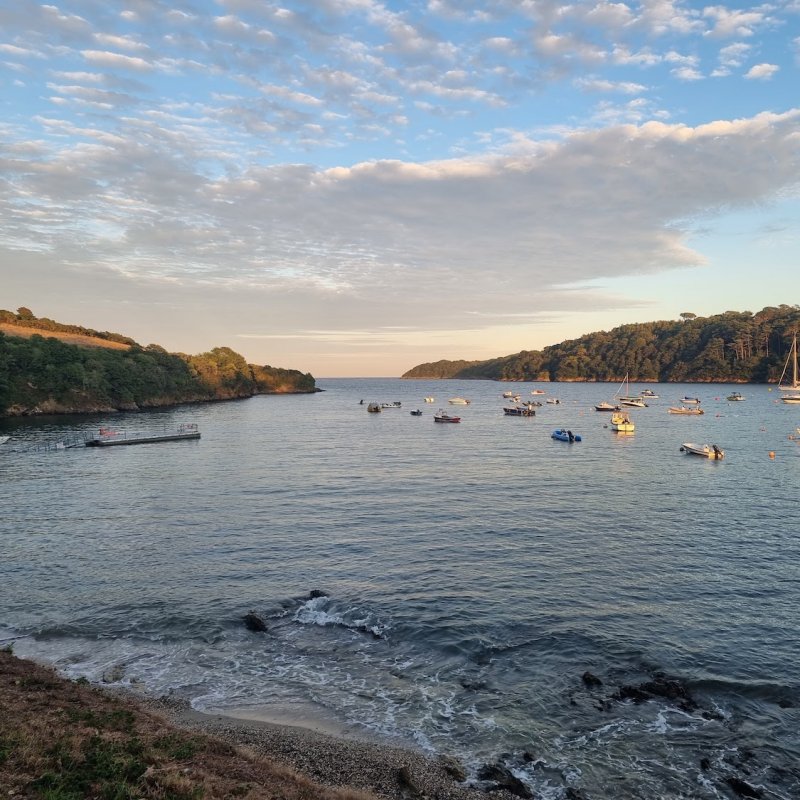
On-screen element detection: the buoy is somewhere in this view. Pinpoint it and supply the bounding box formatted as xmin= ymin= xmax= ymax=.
xmin=769 ymin=451 xmax=775 ymax=459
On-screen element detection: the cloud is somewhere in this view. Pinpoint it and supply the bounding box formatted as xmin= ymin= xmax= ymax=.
xmin=744 ymin=63 xmax=779 ymax=80
xmin=81 ymin=50 xmax=153 ymax=72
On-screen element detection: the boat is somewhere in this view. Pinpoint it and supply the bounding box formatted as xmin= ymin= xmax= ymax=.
xmin=424 ymin=397 xmax=435 ymax=403
xmin=380 ymin=401 xmax=402 ymax=409
xmin=609 ymin=411 xmax=635 ymax=432
xmin=778 ymin=333 xmax=800 ymax=391
xmin=503 ymin=406 xmax=535 ymax=416
xmin=668 ymin=406 xmax=705 ymax=415
xmin=367 ymin=402 xmax=381 ymax=412
xmin=551 ymin=428 xmax=581 ymax=442
xmin=85 ymin=424 xmax=200 ymax=447
xmin=594 ymin=401 xmax=620 ymax=412
xmin=681 ymin=442 xmax=724 ymax=459
xmin=782 ymin=394 xmax=800 ymax=404
xmin=640 ymin=389 xmax=659 ymax=398
xmin=615 ymin=374 xmax=647 ymax=407
xmin=502 ymin=391 xmax=515 ymax=398
xmin=680 ymin=397 xmax=701 ymax=405
xmin=410 ymin=409 xmax=423 ymax=416
xmin=620 ymin=397 xmax=648 ymax=408
xmin=546 ymin=398 xmax=561 ymax=405
xmin=434 ymin=409 xmax=461 ymax=423
xmin=448 ymin=397 xmax=470 ymax=405
xmin=531 ymin=389 xmax=546 ymax=395
xmin=726 ymin=392 xmax=745 ymax=401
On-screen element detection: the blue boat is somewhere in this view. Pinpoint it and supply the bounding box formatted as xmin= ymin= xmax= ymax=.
xmin=551 ymin=428 xmax=581 ymax=442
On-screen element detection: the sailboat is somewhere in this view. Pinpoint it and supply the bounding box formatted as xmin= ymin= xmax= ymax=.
xmin=778 ymin=333 xmax=800 ymax=404
xmin=616 ymin=373 xmax=648 ymax=407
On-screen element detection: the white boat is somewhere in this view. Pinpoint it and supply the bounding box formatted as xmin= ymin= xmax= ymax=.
xmin=726 ymin=392 xmax=745 ymax=401
xmin=778 ymin=333 xmax=800 ymax=402
xmin=668 ymin=406 xmax=704 ymax=415
xmin=531 ymin=389 xmax=546 ymax=395
xmin=680 ymin=396 xmax=701 ymax=405
xmin=434 ymin=409 xmax=461 ymax=423
xmin=424 ymin=397 xmax=435 ymax=403
xmin=448 ymin=397 xmax=470 ymax=405
xmin=546 ymin=398 xmax=561 ymax=405
xmin=609 ymin=411 xmax=635 ymax=432
xmin=502 ymin=391 xmax=515 ymax=398
xmin=594 ymin=401 xmax=619 ymax=412
xmin=380 ymin=401 xmax=402 ymax=409
xmin=640 ymin=389 xmax=659 ymax=398
xmin=681 ymin=442 xmax=724 ymax=459
xmin=615 ymin=374 xmax=647 ymax=407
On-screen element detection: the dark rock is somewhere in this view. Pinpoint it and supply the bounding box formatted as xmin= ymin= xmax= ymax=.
xmin=777 ymin=698 xmax=794 ymax=709
xmin=477 ymin=763 xmax=534 ymax=799
xmin=612 ymin=674 xmax=697 ymax=711
xmin=397 ymin=765 xmax=423 ymax=797
xmin=565 ymin=789 xmax=590 ymax=800
xmin=725 ymin=777 xmax=763 ymax=798
xmin=521 ymin=751 xmax=536 ymax=763
xmin=581 ymin=671 xmax=603 ymax=688
xmin=438 ymin=754 xmax=467 ymax=782
xmin=700 ymin=758 xmax=711 ymax=771
xmin=308 ymin=589 xmax=328 ymax=599
xmin=243 ymin=611 xmax=268 ymax=633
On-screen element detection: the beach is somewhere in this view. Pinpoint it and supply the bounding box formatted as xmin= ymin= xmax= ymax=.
xmin=0 ymin=650 xmax=525 ymax=800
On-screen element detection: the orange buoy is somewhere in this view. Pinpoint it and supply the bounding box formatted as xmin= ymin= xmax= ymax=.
xmin=769 ymin=451 xmax=775 ymax=459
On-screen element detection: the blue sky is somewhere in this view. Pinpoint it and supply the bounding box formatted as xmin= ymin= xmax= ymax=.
xmin=1 ymin=0 xmax=798 ymax=376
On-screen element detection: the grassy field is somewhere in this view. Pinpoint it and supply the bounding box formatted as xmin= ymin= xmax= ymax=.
xmin=0 ymin=323 xmax=131 ymax=350
xmin=0 ymin=648 xmax=375 ymax=800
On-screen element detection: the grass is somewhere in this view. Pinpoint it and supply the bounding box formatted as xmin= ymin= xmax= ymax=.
xmin=0 ymin=650 xmax=377 ymax=800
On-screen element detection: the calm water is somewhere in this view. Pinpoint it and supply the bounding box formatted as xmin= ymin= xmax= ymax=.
xmin=2 ymin=379 xmax=799 ymax=799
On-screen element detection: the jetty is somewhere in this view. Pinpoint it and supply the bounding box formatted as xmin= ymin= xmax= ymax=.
xmin=85 ymin=424 xmax=200 ymax=447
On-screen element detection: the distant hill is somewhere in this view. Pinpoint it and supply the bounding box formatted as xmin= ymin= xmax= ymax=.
xmin=0 ymin=307 xmax=316 ymax=416
xmin=402 ymin=306 xmax=800 ymax=383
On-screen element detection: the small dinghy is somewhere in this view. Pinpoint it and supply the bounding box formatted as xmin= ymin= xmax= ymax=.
xmin=551 ymin=428 xmax=581 ymax=442
xmin=681 ymin=442 xmax=724 ymax=459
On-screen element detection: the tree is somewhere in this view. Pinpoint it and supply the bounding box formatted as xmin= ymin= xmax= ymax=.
xmin=679 ymin=312 xmax=697 ymax=321
xmin=16 ymin=307 xmax=35 ymax=320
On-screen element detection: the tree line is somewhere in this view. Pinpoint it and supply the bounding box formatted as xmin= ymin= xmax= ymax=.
xmin=401 ymin=306 xmax=800 ymax=382
xmin=0 ymin=309 xmax=316 ymax=416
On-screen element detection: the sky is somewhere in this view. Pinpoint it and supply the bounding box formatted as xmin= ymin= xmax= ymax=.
xmin=1 ymin=0 xmax=799 ymax=377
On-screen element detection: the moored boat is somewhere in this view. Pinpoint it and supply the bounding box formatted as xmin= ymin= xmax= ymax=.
xmin=551 ymin=428 xmax=581 ymax=442
xmin=668 ymin=406 xmax=705 ymax=415
xmin=681 ymin=442 xmax=724 ymax=459
xmin=726 ymin=392 xmax=745 ymax=401
xmin=410 ymin=409 xmax=423 ymax=416
xmin=620 ymin=397 xmax=647 ymax=408
xmin=380 ymin=401 xmax=402 ymax=409
xmin=448 ymin=397 xmax=470 ymax=405
xmin=424 ymin=397 xmax=435 ymax=403
xmin=434 ymin=409 xmax=461 ymax=423
xmin=778 ymin=333 xmax=800 ymax=393
xmin=640 ymin=389 xmax=659 ymax=398
xmin=680 ymin=396 xmax=701 ymax=405
xmin=503 ymin=406 xmax=535 ymax=416
xmin=594 ymin=401 xmax=620 ymax=412
xmin=609 ymin=411 xmax=635 ymax=432
xmin=531 ymin=389 xmax=546 ymax=395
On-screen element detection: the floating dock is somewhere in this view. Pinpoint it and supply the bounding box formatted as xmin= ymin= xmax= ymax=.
xmin=85 ymin=425 xmax=200 ymax=447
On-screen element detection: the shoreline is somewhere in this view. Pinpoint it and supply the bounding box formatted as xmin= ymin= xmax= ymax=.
xmin=134 ymin=692 xmax=500 ymax=800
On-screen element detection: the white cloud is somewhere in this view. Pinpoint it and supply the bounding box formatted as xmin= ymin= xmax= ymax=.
xmin=703 ymin=6 xmax=769 ymax=38
xmin=744 ymin=62 xmax=779 ymax=79
xmin=81 ymin=50 xmax=153 ymax=72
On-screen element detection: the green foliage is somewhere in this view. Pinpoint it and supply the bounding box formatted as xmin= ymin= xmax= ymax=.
xmin=402 ymin=305 xmax=800 ymax=382
xmin=0 ymin=328 xmax=316 ymax=416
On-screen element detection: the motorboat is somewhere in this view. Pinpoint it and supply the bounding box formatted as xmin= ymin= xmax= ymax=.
xmin=668 ymin=406 xmax=704 ymax=415
xmin=424 ymin=397 xmax=435 ymax=403
xmin=620 ymin=397 xmax=648 ymax=408
xmin=434 ymin=409 xmax=461 ymax=423
xmin=782 ymin=394 xmax=800 ymax=404
xmin=448 ymin=397 xmax=470 ymax=405
xmin=680 ymin=397 xmax=701 ymax=405
xmin=551 ymin=428 xmax=581 ymax=442
xmin=503 ymin=406 xmax=535 ymax=416
xmin=681 ymin=442 xmax=724 ymax=459
xmin=410 ymin=409 xmax=423 ymax=416
xmin=726 ymin=392 xmax=745 ymax=401
xmin=594 ymin=401 xmax=620 ymax=412
xmin=502 ymin=391 xmax=515 ymax=398
xmin=609 ymin=411 xmax=635 ymax=432
xmin=546 ymin=398 xmax=561 ymax=405
xmin=380 ymin=401 xmax=402 ymax=409
xmin=531 ymin=389 xmax=546 ymax=395
xmin=640 ymin=389 xmax=659 ymax=398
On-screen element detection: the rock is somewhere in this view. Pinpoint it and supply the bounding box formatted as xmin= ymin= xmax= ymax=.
xmin=308 ymin=589 xmax=328 ymax=599
xmin=438 ymin=754 xmax=467 ymax=782
xmin=725 ymin=777 xmax=763 ymax=798
xmin=565 ymin=789 xmax=589 ymax=800
xmin=243 ymin=611 xmax=267 ymax=633
xmin=581 ymin=671 xmax=603 ymax=688
xmin=477 ymin=763 xmax=533 ymax=799
xmin=397 ymin=764 xmax=424 ymax=798
xmin=612 ymin=674 xmax=697 ymax=712
xmin=700 ymin=758 xmax=711 ymax=771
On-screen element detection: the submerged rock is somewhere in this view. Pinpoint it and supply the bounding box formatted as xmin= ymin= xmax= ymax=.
xmin=477 ymin=763 xmax=533 ymax=799
xmin=581 ymin=671 xmax=603 ymax=688
xmin=243 ymin=611 xmax=267 ymax=633
xmin=612 ymin=673 xmax=697 ymax=712
xmin=725 ymin=776 xmax=763 ymax=798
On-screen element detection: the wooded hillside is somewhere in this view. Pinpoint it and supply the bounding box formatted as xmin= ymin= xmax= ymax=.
xmin=0 ymin=308 xmax=316 ymax=416
xmin=402 ymin=306 xmax=800 ymax=382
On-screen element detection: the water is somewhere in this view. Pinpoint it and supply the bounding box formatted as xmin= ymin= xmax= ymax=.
xmin=2 ymin=380 xmax=799 ymax=799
